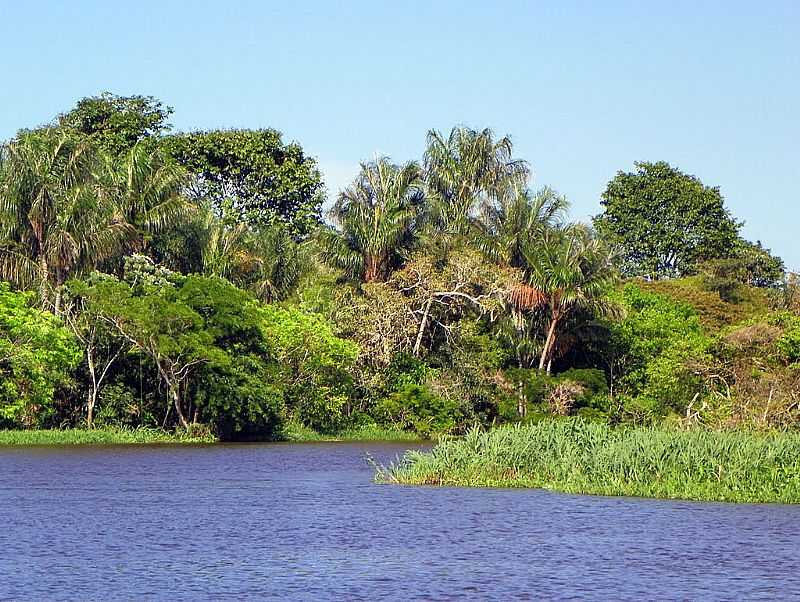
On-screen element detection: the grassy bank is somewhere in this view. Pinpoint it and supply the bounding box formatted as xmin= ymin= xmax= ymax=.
xmin=379 ymin=419 xmax=800 ymax=504
xmin=0 ymin=423 xmax=421 ymax=446
xmin=281 ymin=421 xmax=422 ymax=442
xmin=0 ymin=426 xmax=217 ymax=446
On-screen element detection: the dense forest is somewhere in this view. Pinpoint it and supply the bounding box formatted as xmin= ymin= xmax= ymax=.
xmin=1 ymin=92 xmax=797 ymax=441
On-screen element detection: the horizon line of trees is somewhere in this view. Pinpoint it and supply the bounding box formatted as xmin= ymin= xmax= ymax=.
xmin=0 ymin=92 xmax=796 ymax=438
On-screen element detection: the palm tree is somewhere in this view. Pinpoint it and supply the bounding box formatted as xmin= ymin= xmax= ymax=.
xmin=423 ymin=126 xmax=528 ymax=236
xmin=0 ymin=128 xmax=131 ymax=314
xmin=478 ymin=186 xmax=569 ymax=268
xmin=521 ymin=225 xmax=619 ymax=373
xmin=320 ymin=157 xmax=424 ymax=283
xmin=108 ymin=141 xmax=193 ymax=251
xmin=199 ymin=209 xmax=308 ymax=302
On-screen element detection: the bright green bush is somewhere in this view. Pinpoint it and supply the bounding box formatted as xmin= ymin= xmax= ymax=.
xmin=769 ymin=312 xmax=800 ymax=365
xmin=609 ymin=285 xmax=711 ymax=419
xmin=258 ymin=304 xmax=358 ymax=432
xmin=378 ymin=384 xmax=460 ymax=437
xmin=0 ymin=284 xmax=80 ymax=427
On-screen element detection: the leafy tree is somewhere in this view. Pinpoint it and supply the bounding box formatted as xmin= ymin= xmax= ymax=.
xmin=257 ymin=303 xmax=358 ymax=431
xmin=320 ymin=157 xmax=424 ymax=282
xmin=79 ymin=275 xmax=224 ymax=428
xmin=423 ymin=126 xmax=528 ymax=235
xmin=58 ymin=92 xmax=173 ymax=157
xmin=734 ymin=239 xmax=785 ymax=288
xmin=162 ymin=129 xmax=323 ymax=237
xmin=0 ymin=283 xmax=80 ymax=427
xmin=0 ymin=128 xmax=131 ymax=313
xmin=63 ymin=277 xmax=130 ymax=427
xmin=594 ymin=161 xmax=741 ymax=279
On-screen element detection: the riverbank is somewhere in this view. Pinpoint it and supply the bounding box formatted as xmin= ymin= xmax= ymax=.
xmin=280 ymin=421 xmax=422 ymax=442
xmin=379 ymin=419 xmax=800 ymax=504
xmin=0 ymin=426 xmax=217 ymax=445
xmin=0 ymin=422 xmax=420 ymax=446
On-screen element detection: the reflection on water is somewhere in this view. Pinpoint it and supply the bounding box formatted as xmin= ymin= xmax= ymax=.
xmin=1 ymin=442 xmax=799 ymax=600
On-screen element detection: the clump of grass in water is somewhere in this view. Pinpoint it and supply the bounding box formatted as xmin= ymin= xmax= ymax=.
xmin=0 ymin=426 xmax=217 ymax=446
xmin=379 ymin=418 xmax=800 ymax=504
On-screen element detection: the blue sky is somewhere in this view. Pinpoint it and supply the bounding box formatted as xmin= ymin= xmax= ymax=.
xmin=1 ymin=1 xmax=798 ymax=268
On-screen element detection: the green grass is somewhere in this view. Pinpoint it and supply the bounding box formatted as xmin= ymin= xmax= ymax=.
xmin=379 ymin=418 xmax=800 ymax=504
xmin=0 ymin=423 xmax=421 ymax=445
xmin=282 ymin=421 xmax=423 ymax=442
xmin=0 ymin=426 xmax=217 ymax=446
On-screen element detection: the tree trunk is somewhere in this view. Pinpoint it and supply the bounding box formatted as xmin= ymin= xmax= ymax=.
xmin=170 ymin=384 xmax=189 ymax=429
xmin=87 ymin=389 xmax=96 ymax=428
xmin=538 ymin=314 xmax=559 ymax=374
xmin=39 ymin=255 xmax=49 ymax=309
xmin=413 ymin=297 xmax=434 ymax=356
xmin=54 ymin=287 xmax=62 ymax=317
xmin=87 ymin=347 xmax=96 ymax=428
xmin=364 ymin=254 xmax=383 ymax=283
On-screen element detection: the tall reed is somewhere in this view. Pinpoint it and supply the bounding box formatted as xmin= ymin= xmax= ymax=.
xmin=380 ymin=419 xmax=800 ymax=503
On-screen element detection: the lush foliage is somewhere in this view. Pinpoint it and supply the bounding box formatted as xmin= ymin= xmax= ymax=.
xmin=57 ymin=92 xmax=173 ymax=157
xmin=0 ymin=284 xmax=80 ymax=427
xmin=594 ymin=161 xmax=740 ymax=279
xmin=0 ymin=94 xmax=796 ymax=451
xmin=162 ymin=129 xmax=323 ymax=237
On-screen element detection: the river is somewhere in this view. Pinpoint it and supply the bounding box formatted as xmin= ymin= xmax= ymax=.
xmin=1 ymin=442 xmax=799 ymax=600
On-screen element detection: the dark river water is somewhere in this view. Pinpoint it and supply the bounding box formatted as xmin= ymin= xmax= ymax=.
xmin=1 ymin=442 xmax=799 ymax=601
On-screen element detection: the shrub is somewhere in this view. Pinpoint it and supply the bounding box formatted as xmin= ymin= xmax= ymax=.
xmin=0 ymin=284 xmax=80 ymax=428
xmin=378 ymin=383 xmax=460 ymax=437
xmin=770 ymin=312 xmax=800 ymax=365
xmin=608 ymin=284 xmax=711 ymax=418
xmin=195 ymin=354 xmax=286 ymax=440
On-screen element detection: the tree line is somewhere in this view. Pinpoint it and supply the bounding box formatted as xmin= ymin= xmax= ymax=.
xmin=0 ymin=92 xmax=796 ymax=438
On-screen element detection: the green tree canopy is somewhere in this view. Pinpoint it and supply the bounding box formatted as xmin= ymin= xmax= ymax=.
xmin=58 ymin=92 xmax=173 ymax=157
xmin=162 ymin=129 xmax=323 ymax=237
xmin=594 ymin=161 xmax=741 ymax=279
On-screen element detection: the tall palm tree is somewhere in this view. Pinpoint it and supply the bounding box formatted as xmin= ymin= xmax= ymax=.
xmin=320 ymin=157 xmax=424 ymax=283
xmin=423 ymin=126 xmax=528 ymax=236
xmin=478 ymin=186 xmax=569 ymax=268
xmin=108 ymin=141 xmax=193 ymax=251
xmin=0 ymin=128 xmax=131 ymax=313
xmin=521 ymin=225 xmax=619 ymax=373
